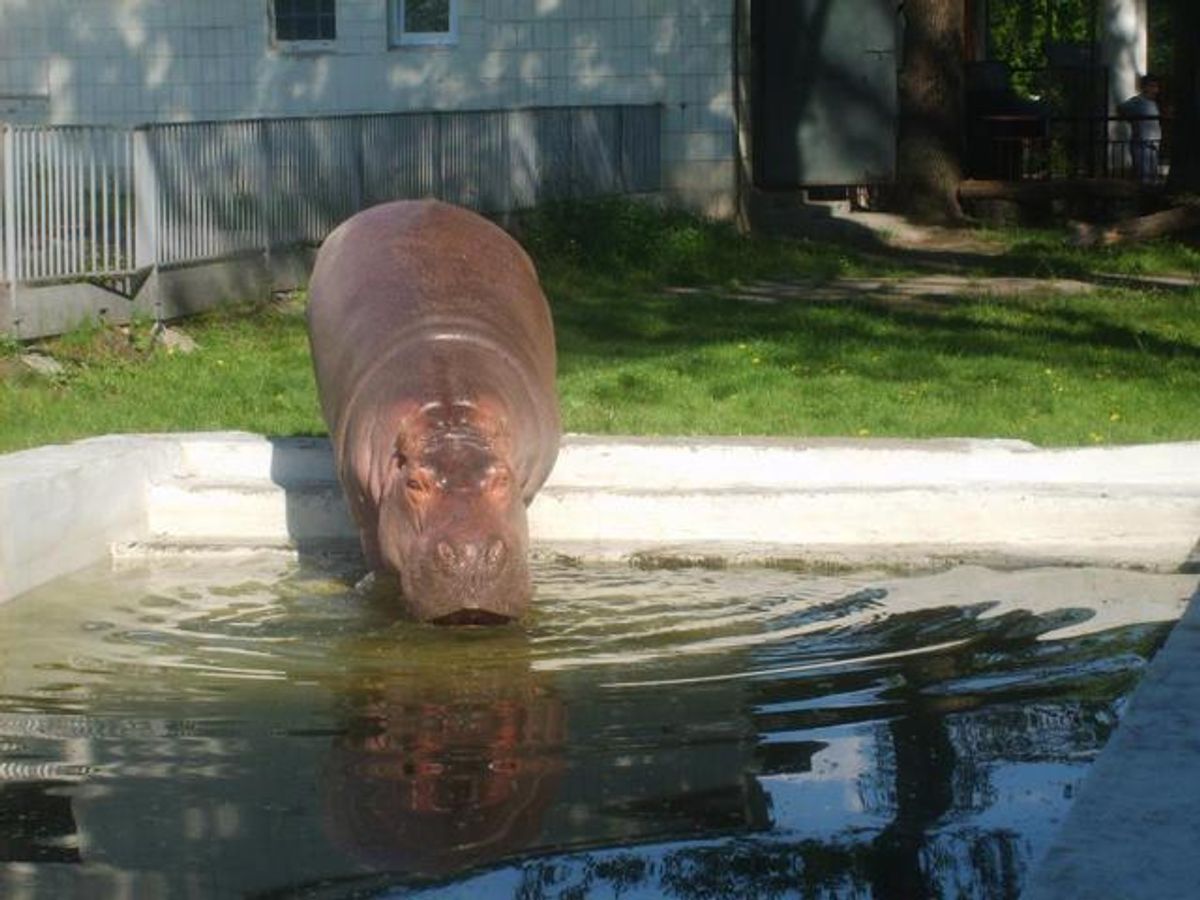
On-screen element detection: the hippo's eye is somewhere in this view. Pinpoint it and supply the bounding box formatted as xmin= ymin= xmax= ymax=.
xmin=406 ymin=478 xmax=423 ymax=492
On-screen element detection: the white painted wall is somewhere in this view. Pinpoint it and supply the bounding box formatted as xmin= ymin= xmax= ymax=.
xmin=0 ymin=0 xmax=737 ymax=214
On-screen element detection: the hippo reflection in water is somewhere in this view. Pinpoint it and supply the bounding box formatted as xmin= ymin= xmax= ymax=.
xmin=318 ymin=634 xmax=773 ymax=879
xmin=322 ymin=660 xmax=566 ymax=875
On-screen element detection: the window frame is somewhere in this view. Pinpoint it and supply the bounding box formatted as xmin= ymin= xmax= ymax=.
xmin=271 ymin=0 xmax=338 ymax=51
xmin=391 ymin=0 xmax=459 ymax=48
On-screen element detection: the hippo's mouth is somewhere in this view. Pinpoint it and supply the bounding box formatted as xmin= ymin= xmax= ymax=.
xmin=404 ymin=541 xmax=532 ymax=625
xmin=429 ymin=608 xmax=514 ymax=627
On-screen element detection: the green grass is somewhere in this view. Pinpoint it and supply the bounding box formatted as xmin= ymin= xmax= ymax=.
xmin=552 ymin=275 xmax=1200 ymax=445
xmin=516 ymin=196 xmax=890 ymax=285
xmin=2 ymin=199 xmax=1199 ymax=452
xmin=0 ymin=305 xmax=322 ymax=452
xmin=976 ymin=225 xmax=1200 ymax=279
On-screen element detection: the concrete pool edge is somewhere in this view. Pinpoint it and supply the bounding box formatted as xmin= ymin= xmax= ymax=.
xmin=0 ymin=435 xmax=183 ymax=603
xmin=4 ymin=430 xmax=1200 ymax=604
xmin=4 ymin=431 xmax=1200 ymax=898
xmin=1021 ymin=587 xmax=1200 ymax=900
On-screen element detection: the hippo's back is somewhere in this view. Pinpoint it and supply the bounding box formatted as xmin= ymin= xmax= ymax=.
xmin=307 ymin=200 xmax=558 ymax=436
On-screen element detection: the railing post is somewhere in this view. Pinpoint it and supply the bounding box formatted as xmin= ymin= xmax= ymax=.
xmin=132 ymin=126 xmax=162 ymax=322
xmin=350 ymin=115 xmax=365 ymax=215
xmin=257 ymin=119 xmax=273 ymax=274
xmin=3 ymin=124 xmax=18 ymax=335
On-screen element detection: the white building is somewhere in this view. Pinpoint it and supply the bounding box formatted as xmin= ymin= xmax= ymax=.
xmin=0 ymin=0 xmax=738 ymax=216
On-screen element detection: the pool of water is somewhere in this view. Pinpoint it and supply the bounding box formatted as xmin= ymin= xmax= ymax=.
xmin=0 ymin=555 xmax=1195 ymax=899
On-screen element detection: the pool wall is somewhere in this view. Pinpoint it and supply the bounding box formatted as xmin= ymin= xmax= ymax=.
xmin=4 ymin=431 xmax=1199 ymax=605
xmin=0 ymin=436 xmax=182 ymax=603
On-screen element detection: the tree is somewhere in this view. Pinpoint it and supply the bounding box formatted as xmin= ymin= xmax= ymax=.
xmin=894 ymin=0 xmax=967 ymax=224
xmin=1166 ymin=0 xmax=1200 ymax=193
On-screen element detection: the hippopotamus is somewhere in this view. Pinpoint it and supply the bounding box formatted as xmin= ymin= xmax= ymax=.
xmin=307 ymin=200 xmax=560 ymax=624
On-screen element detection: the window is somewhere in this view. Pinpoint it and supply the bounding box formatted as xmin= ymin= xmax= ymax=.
xmin=274 ymin=0 xmax=337 ymax=43
xmin=392 ymin=0 xmax=457 ymax=46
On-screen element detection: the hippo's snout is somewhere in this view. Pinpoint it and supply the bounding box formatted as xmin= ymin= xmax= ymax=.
xmin=374 ymin=429 xmax=536 ymax=625
xmin=405 ymin=530 xmax=530 ymax=626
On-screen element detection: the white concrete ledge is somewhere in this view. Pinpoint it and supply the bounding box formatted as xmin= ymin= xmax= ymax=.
xmin=0 ymin=435 xmax=182 ymax=603
xmin=1022 ymin=588 xmax=1200 ymax=900
xmin=3 ymin=431 xmax=1200 ymax=604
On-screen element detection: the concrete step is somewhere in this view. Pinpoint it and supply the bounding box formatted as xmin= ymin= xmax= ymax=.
xmin=127 ymin=433 xmax=1200 ymax=571
xmin=553 ymin=437 xmax=1200 ymax=490
xmin=533 ymin=484 xmax=1193 ymax=568
xmin=147 ymin=477 xmax=353 ymax=542
xmin=156 ymin=432 xmax=1200 ymax=491
xmin=111 ymin=536 xmax=360 ymax=563
xmin=144 ymin=473 xmax=1198 ymax=570
xmin=171 ymin=433 xmax=334 ymax=483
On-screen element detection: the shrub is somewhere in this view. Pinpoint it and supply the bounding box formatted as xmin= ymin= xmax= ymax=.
xmin=517 ymin=196 xmax=749 ymax=284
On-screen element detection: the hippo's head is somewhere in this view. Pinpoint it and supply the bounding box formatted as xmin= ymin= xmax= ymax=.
xmin=377 ymin=402 xmax=531 ymax=625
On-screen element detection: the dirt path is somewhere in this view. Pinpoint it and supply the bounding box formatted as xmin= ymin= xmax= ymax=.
xmin=756 ymin=204 xmax=1199 ymax=295
xmin=670 ymin=273 xmax=1096 ymax=310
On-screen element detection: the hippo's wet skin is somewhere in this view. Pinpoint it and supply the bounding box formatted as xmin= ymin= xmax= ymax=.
xmin=307 ymin=200 xmax=560 ymax=624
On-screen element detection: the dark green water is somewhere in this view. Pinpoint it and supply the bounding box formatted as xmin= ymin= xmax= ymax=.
xmin=0 ymin=556 xmax=1194 ymax=900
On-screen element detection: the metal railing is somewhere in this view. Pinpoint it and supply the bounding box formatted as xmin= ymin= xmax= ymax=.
xmin=1 ymin=104 xmax=662 ymax=286
xmin=969 ymin=113 xmax=1171 ymax=184
xmin=2 ymin=125 xmax=134 ymax=282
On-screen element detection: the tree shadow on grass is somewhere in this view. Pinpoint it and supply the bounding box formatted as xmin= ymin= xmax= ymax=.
xmin=551 ymin=277 xmax=1200 ymax=386
xmin=762 ymin=208 xmax=1200 ymax=284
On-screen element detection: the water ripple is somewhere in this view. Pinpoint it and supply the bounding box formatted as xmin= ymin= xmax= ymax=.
xmin=0 ymin=558 xmax=1192 ymax=699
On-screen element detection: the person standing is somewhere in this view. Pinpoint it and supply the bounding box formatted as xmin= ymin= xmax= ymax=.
xmin=1118 ymin=74 xmax=1163 ymax=182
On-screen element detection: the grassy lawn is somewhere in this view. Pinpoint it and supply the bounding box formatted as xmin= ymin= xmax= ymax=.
xmin=557 ymin=279 xmax=1199 ymax=444
xmin=2 ymin=199 xmax=1198 ymax=452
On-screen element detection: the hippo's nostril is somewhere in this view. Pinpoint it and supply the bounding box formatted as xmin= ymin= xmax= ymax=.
xmin=487 ymin=539 xmax=507 ymax=569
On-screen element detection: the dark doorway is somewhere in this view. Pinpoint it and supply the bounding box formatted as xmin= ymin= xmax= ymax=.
xmin=751 ymin=0 xmax=898 ymax=189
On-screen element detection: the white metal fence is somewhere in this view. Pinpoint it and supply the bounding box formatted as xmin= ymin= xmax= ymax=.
xmin=1 ymin=104 xmax=661 ymax=287
xmin=2 ymin=126 xmax=135 ymax=283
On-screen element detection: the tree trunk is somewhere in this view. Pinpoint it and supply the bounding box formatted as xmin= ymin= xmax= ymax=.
xmin=1166 ymin=0 xmax=1200 ymax=193
xmin=1071 ymin=205 xmax=1200 ymax=247
xmin=895 ymin=0 xmax=967 ymax=224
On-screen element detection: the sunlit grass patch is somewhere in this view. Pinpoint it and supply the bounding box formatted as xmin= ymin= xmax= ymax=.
xmin=549 ymin=273 xmax=1200 ymax=445
xmin=1 ymin=299 xmax=322 ymax=452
